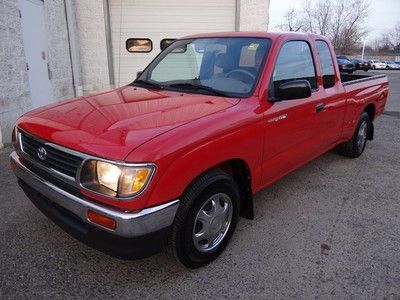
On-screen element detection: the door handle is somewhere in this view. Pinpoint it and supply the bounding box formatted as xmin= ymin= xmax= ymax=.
xmin=316 ymin=103 xmax=325 ymax=112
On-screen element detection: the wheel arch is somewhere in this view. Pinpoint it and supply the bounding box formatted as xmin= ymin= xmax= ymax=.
xmin=182 ymin=159 xmax=254 ymax=220
xmin=363 ymin=103 xmax=375 ymax=140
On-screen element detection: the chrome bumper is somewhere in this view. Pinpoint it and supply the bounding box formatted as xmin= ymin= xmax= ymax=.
xmin=10 ymin=151 xmax=179 ymax=238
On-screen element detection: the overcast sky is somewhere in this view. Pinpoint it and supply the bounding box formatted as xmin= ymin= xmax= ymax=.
xmin=269 ymin=0 xmax=400 ymax=42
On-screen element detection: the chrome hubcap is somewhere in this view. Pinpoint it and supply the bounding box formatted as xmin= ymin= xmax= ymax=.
xmin=357 ymin=121 xmax=368 ymax=150
xmin=192 ymin=193 xmax=233 ymax=253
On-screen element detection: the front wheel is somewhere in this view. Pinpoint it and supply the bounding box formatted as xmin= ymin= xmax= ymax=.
xmin=338 ymin=112 xmax=370 ymax=158
xmin=168 ymin=169 xmax=240 ymax=268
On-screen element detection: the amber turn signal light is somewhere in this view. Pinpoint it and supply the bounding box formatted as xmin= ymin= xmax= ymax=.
xmin=87 ymin=210 xmax=117 ymax=230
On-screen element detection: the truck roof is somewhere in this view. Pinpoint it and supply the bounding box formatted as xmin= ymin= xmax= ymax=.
xmin=181 ymin=31 xmax=324 ymax=40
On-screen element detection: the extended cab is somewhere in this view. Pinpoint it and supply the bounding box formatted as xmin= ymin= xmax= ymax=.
xmin=10 ymin=32 xmax=388 ymax=268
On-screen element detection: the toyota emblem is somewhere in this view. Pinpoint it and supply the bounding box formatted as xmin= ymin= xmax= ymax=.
xmin=37 ymin=147 xmax=47 ymax=161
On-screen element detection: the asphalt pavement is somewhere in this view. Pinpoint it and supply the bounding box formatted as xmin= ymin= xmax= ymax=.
xmin=0 ymin=70 xmax=399 ymax=299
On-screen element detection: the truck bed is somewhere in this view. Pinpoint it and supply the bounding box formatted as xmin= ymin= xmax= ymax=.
xmin=340 ymin=72 xmax=388 ymax=119
xmin=340 ymin=73 xmax=387 ymax=86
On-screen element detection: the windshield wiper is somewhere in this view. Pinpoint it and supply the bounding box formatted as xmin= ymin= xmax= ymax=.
xmin=167 ymin=83 xmax=230 ymax=97
xmin=131 ymin=79 xmax=164 ymax=89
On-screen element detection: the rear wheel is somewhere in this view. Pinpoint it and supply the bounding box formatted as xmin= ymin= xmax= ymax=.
xmin=338 ymin=112 xmax=370 ymax=158
xmin=168 ymin=169 xmax=240 ymax=268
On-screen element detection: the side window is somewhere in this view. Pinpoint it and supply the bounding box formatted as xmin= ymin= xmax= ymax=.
xmin=272 ymin=41 xmax=317 ymax=95
xmin=316 ymin=40 xmax=335 ymax=88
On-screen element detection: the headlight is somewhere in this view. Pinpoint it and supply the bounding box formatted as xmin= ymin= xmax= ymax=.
xmin=97 ymin=161 xmax=121 ymax=192
xmin=80 ymin=160 xmax=155 ymax=198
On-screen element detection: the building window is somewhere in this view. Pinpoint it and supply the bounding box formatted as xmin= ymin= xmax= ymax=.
xmin=126 ymin=38 xmax=152 ymax=53
xmin=160 ymin=39 xmax=176 ymax=51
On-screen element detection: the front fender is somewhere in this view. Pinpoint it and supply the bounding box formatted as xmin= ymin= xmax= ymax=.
xmin=146 ymin=125 xmax=263 ymax=207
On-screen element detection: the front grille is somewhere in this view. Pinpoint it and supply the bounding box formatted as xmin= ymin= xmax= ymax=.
xmin=20 ymin=131 xmax=83 ymax=178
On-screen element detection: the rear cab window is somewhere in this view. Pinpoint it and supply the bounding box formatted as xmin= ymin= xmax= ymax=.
xmin=315 ymin=40 xmax=336 ymax=88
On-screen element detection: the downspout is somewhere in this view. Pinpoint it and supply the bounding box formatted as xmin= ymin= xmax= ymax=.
xmin=235 ymin=0 xmax=240 ymax=31
xmin=64 ymin=0 xmax=83 ymax=96
xmin=103 ymin=0 xmax=115 ymax=88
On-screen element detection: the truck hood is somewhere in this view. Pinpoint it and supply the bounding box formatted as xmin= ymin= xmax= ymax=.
xmin=17 ymin=86 xmax=239 ymax=161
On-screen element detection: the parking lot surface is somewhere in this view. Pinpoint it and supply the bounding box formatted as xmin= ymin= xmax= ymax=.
xmin=0 ymin=70 xmax=399 ymax=299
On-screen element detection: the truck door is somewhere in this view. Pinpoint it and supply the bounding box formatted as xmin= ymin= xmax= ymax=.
xmin=261 ymin=40 xmax=327 ymax=185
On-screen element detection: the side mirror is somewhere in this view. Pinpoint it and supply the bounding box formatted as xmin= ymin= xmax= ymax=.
xmin=276 ymin=80 xmax=312 ymax=101
xmin=136 ymin=71 xmax=142 ymax=78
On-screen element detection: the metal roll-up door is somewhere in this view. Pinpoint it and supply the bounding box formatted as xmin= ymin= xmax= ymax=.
xmin=110 ymin=0 xmax=236 ymax=86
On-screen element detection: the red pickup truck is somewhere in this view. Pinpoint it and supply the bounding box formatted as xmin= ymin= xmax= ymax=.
xmin=10 ymin=32 xmax=388 ymax=268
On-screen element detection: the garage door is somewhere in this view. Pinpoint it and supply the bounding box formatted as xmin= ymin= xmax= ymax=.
xmin=110 ymin=0 xmax=236 ymax=86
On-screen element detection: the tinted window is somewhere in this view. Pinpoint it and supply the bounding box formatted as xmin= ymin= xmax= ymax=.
xmin=337 ymin=58 xmax=351 ymax=64
xmin=316 ymin=40 xmax=335 ymax=88
xmin=272 ymin=41 xmax=317 ymax=95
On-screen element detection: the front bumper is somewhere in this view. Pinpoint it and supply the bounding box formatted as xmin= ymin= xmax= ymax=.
xmin=10 ymin=151 xmax=179 ymax=259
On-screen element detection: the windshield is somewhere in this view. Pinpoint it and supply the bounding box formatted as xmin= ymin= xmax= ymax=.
xmin=134 ymin=37 xmax=271 ymax=97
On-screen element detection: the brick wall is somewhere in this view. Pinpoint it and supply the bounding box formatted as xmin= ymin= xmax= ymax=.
xmin=44 ymin=0 xmax=74 ymax=101
xmin=73 ymin=0 xmax=110 ymax=94
xmin=0 ymin=0 xmax=30 ymax=147
xmin=0 ymin=0 xmax=74 ymax=147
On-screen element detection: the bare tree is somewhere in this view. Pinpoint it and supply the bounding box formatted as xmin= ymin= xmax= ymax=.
xmin=276 ymin=8 xmax=304 ymax=32
xmin=302 ymin=0 xmax=332 ymax=35
xmin=381 ymin=21 xmax=400 ymax=51
xmin=276 ymin=0 xmax=370 ymax=53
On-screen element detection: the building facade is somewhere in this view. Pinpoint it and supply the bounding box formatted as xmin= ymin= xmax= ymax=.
xmin=0 ymin=0 xmax=270 ymax=147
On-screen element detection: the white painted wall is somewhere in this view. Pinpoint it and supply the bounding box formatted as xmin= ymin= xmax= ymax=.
xmin=239 ymin=0 xmax=270 ymax=31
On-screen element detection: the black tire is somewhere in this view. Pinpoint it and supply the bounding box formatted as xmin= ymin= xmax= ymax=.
xmin=338 ymin=112 xmax=370 ymax=158
xmin=372 ymin=65 xmax=376 ymax=70
xmin=168 ymin=169 xmax=240 ymax=268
